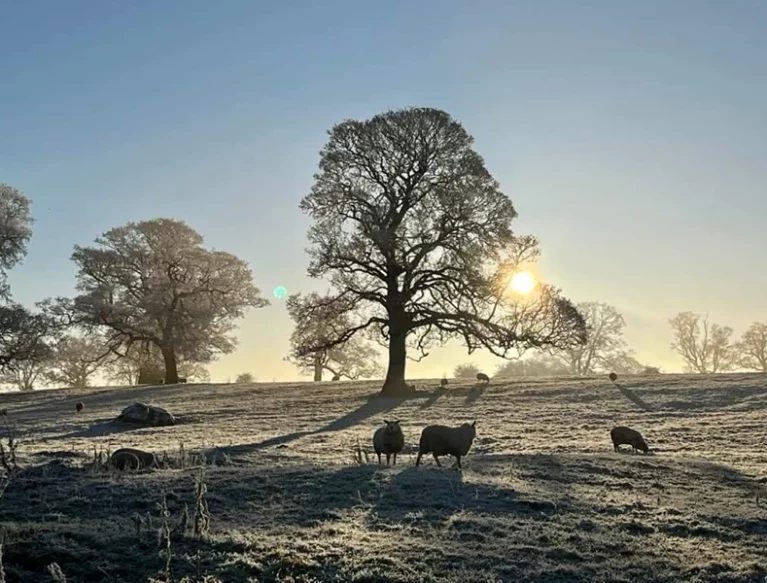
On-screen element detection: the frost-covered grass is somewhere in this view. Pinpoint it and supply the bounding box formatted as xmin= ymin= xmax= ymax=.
xmin=1 ymin=373 xmax=766 ymax=582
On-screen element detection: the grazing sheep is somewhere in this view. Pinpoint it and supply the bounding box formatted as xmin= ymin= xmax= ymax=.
xmin=109 ymin=447 xmax=160 ymax=470
xmin=440 ymin=378 xmax=448 ymax=387
xmin=476 ymin=372 xmax=490 ymax=383
xmin=332 ymin=375 xmax=341 ymax=381
xmin=75 ymin=402 xmax=84 ymax=413
xmin=610 ymin=426 xmax=649 ymax=454
xmin=609 ymin=372 xmax=618 ymax=382
xmin=373 ymin=420 xmax=405 ymax=465
xmin=416 ymin=421 xmax=476 ymax=469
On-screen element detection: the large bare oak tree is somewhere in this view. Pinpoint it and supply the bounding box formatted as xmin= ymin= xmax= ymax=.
xmin=299 ymin=107 xmax=586 ymax=395
xmin=58 ymin=218 xmax=268 ymax=383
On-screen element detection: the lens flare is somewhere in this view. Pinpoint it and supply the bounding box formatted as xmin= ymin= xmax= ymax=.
xmin=273 ymin=286 xmax=288 ymax=300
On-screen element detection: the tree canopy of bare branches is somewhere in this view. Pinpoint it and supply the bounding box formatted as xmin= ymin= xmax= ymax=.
xmin=299 ymin=107 xmax=586 ymax=395
xmin=286 ymin=292 xmax=383 ymax=381
xmin=57 ymin=218 xmax=269 ymax=383
xmin=669 ymin=311 xmax=736 ymax=373
xmin=736 ymin=322 xmax=767 ymax=372
xmin=548 ymin=302 xmax=634 ymax=375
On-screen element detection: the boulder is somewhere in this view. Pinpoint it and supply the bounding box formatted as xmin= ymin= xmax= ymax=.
xmin=116 ymin=402 xmax=176 ymax=427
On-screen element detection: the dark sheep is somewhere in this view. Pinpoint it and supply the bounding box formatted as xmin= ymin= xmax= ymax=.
xmin=609 ymin=372 xmax=618 ymax=382
xmin=476 ymin=372 xmax=490 ymax=383
xmin=611 ymin=426 xmax=649 ymax=454
xmin=373 ymin=420 xmax=405 ymax=465
xmin=109 ymin=447 xmax=160 ymax=470
xmin=332 ymin=375 xmax=341 ymax=381
xmin=416 ymin=421 xmax=476 ymax=469
xmin=75 ymin=402 xmax=84 ymax=413
xmin=440 ymin=378 xmax=448 ymax=387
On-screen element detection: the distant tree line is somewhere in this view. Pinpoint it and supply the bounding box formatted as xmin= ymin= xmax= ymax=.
xmin=669 ymin=312 xmax=767 ymax=373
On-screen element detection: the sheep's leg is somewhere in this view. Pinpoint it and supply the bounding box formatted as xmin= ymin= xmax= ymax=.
xmin=613 ymin=444 xmax=620 ymax=453
xmin=433 ymin=453 xmax=442 ymax=467
xmin=393 ymin=453 xmax=397 ymax=465
xmin=415 ymin=452 xmax=423 ymax=466
xmin=386 ymin=453 xmax=391 ymax=465
xmin=455 ymin=455 xmax=462 ymax=469
xmin=377 ymin=452 xmax=381 ymax=464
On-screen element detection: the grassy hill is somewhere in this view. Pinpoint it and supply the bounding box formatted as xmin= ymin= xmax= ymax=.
xmin=1 ymin=373 xmax=766 ymax=582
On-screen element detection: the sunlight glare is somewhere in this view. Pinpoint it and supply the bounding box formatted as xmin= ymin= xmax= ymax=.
xmin=509 ymin=271 xmax=537 ymax=295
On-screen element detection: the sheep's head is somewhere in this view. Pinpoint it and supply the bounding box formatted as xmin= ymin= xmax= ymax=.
xmin=383 ymin=419 xmax=402 ymax=434
xmin=636 ymin=437 xmax=649 ymax=454
xmin=461 ymin=420 xmax=477 ymax=441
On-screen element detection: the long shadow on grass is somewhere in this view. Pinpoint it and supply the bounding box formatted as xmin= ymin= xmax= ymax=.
xmin=614 ymin=382 xmax=652 ymax=411
xmin=211 ymin=392 xmax=419 ymax=460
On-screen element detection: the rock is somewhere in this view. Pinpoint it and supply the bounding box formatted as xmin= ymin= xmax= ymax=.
xmin=116 ymin=402 xmax=176 ymax=427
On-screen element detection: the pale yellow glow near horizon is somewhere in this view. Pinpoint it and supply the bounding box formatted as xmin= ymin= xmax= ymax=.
xmin=509 ymin=270 xmax=537 ymax=295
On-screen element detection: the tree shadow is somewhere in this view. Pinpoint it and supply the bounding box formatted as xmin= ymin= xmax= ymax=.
xmin=614 ymin=382 xmax=652 ymax=411
xmin=419 ymin=387 xmax=448 ymax=409
xmin=212 ymin=393 xmax=416 ymax=460
xmin=48 ymin=420 xmax=146 ymax=440
xmin=464 ymin=383 xmax=489 ymax=405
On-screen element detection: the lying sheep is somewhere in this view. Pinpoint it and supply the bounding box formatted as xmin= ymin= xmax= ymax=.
xmin=332 ymin=375 xmax=341 ymax=381
xmin=373 ymin=420 xmax=405 ymax=465
xmin=416 ymin=421 xmax=476 ymax=469
xmin=476 ymin=372 xmax=490 ymax=383
xmin=109 ymin=447 xmax=160 ymax=470
xmin=610 ymin=426 xmax=649 ymax=454
xmin=440 ymin=378 xmax=448 ymax=387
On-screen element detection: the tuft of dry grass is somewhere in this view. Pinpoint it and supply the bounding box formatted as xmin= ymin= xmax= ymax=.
xmin=0 ymin=373 xmax=766 ymax=581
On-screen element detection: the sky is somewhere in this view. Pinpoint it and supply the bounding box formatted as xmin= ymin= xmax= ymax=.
xmin=1 ymin=0 xmax=766 ymax=383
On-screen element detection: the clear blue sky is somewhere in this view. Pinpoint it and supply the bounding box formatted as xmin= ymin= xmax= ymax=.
xmin=1 ymin=0 xmax=765 ymax=381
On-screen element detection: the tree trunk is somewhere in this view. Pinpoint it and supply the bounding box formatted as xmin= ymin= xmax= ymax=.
xmin=162 ymin=347 xmax=179 ymax=384
xmin=380 ymin=319 xmax=413 ymax=396
xmin=313 ymin=355 xmax=323 ymax=382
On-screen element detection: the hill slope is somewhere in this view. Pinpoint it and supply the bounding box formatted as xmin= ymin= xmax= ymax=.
xmin=1 ymin=374 xmax=766 ymax=582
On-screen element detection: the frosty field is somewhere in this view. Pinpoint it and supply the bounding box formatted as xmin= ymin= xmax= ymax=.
xmin=1 ymin=373 xmax=766 ymax=582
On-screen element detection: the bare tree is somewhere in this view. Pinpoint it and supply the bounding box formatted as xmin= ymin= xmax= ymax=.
xmin=453 ymin=363 xmax=480 ymax=379
xmin=299 ymin=107 xmax=586 ymax=395
xmin=44 ymin=334 xmax=112 ymax=389
xmin=106 ymin=343 xmax=210 ymax=385
xmin=0 ymin=343 xmax=53 ymax=391
xmin=54 ymin=218 xmax=269 ymax=384
xmin=286 ymin=292 xmax=383 ymax=381
xmin=669 ymin=312 xmax=735 ymax=373
xmin=548 ymin=302 xmax=630 ymax=375
xmin=736 ymin=322 xmax=767 ymax=372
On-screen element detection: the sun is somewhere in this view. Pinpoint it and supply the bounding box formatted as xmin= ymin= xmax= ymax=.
xmin=509 ymin=271 xmax=537 ymax=295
